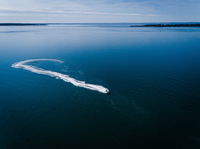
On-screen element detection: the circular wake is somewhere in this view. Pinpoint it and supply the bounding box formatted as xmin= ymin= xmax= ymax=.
xmin=12 ymin=59 xmax=109 ymax=94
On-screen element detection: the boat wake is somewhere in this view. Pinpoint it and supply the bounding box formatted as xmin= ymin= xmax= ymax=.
xmin=12 ymin=59 xmax=109 ymax=94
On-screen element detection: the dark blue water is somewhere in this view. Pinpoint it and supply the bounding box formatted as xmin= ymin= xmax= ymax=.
xmin=0 ymin=23 xmax=200 ymax=149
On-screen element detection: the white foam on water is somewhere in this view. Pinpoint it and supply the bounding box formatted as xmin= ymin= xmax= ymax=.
xmin=12 ymin=59 xmax=109 ymax=94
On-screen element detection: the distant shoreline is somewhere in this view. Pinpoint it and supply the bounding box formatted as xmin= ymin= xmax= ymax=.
xmin=130 ymin=23 xmax=200 ymax=27
xmin=0 ymin=23 xmax=47 ymax=26
xmin=0 ymin=23 xmax=200 ymax=27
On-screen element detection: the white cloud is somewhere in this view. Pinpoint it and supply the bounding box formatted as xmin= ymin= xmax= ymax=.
xmin=0 ymin=0 xmax=199 ymax=22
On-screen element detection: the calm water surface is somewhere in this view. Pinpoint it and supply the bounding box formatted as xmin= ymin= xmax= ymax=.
xmin=0 ymin=23 xmax=200 ymax=149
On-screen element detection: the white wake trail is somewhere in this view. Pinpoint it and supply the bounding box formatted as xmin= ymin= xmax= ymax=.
xmin=12 ymin=59 xmax=109 ymax=94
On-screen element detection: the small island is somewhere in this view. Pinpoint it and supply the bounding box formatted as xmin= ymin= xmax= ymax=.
xmin=130 ymin=23 xmax=200 ymax=27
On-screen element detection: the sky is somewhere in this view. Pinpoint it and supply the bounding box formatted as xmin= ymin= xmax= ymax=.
xmin=0 ymin=0 xmax=200 ymax=23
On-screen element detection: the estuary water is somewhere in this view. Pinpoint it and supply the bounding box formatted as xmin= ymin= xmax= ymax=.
xmin=0 ymin=23 xmax=200 ymax=149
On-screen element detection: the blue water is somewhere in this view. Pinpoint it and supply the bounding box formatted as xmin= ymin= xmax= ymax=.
xmin=0 ymin=23 xmax=200 ymax=149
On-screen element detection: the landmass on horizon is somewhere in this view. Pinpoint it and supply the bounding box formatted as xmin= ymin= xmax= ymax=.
xmin=0 ymin=22 xmax=200 ymax=27
xmin=130 ymin=23 xmax=200 ymax=27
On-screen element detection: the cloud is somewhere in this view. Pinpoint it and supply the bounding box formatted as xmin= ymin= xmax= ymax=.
xmin=0 ymin=8 xmax=158 ymax=17
xmin=0 ymin=0 xmax=199 ymax=22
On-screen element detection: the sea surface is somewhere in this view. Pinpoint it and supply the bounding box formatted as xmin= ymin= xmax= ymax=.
xmin=0 ymin=23 xmax=200 ymax=149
